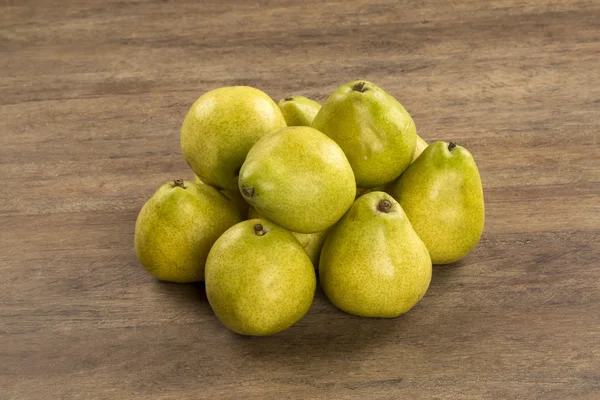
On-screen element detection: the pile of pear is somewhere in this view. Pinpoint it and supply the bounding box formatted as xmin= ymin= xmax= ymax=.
xmin=134 ymin=80 xmax=484 ymax=336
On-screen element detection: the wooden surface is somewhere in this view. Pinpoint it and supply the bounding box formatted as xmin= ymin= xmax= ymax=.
xmin=2 ymin=1 xmax=599 ymax=398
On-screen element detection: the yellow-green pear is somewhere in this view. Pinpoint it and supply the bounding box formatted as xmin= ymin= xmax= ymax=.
xmin=387 ymin=141 xmax=485 ymax=264
xmin=239 ymin=126 xmax=355 ymax=234
xmin=134 ymin=179 xmax=241 ymax=283
xmin=319 ymin=192 xmax=432 ymax=318
xmin=205 ymin=219 xmax=316 ymax=336
xmin=412 ymin=135 xmax=428 ymax=162
xmin=278 ymin=96 xmax=321 ymax=126
xmin=181 ymin=86 xmax=286 ymax=191
xmin=312 ymin=80 xmax=417 ymax=188
xmin=248 ymin=206 xmax=328 ymax=267
xmin=194 ymin=175 xmax=249 ymax=218
xmin=355 ymin=185 xmax=385 ymax=199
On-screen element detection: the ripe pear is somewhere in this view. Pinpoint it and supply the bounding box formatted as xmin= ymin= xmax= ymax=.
xmin=194 ymin=175 xmax=249 ymax=218
xmin=134 ymin=179 xmax=241 ymax=283
xmin=278 ymin=95 xmax=321 ymax=126
xmin=312 ymin=80 xmax=417 ymax=188
xmin=181 ymin=86 xmax=286 ymax=191
xmin=239 ymin=126 xmax=355 ymax=234
xmin=248 ymin=206 xmax=328 ymax=267
xmin=355 ymin=185 xmax=385 ymax=199
xmin=387 ymin=141 xmax=484 ymax=264
xmin=319 ymin=192 xmax=432 ymax=318
xmin=412 ymin=135 xmax=428 ymax=162
xmin=205 ymin=219 xmax=316 ymax=336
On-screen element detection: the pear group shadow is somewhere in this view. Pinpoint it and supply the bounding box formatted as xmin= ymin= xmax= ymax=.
xmin=154 ymin=280 xmax=402 ymax=361
xmin=226 ymin=286 xmax=403 ymax=357
xmin=151 ymin=258 xmax=466 ymax=372
xmin=431 ymin=259 xmax=466 ymax=281
xmin=152 ymin=280 xmax=212 ymax=313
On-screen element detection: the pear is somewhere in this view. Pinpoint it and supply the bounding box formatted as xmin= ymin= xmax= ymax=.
xmin=387 ymin=141 xmax=484 ymax=264
xmin=205 ymin=219 xmax=316 ymax=336
xmin=291 ymin=230 xmax=329 ymax=268
xmin=278 ymin=95 xmax=321 ymax=126
xmin=312 ymin=80 xmax=417 ymax=188
xmin=194 ymin=175 xmax=249 ymax=218
xmin=319 ymin=192 xmax=432 ymax=318
xmin=239 ymin=126 xmax=355 ymax=234
xmin=248 ymin=206 xmax=328 ymax=267
xmin=134 ymin=179 xmax=241 ymax=283
xmin=355 ymin=185 xmax=385 ymax=199
xmin=412 ymin=135 xmax=428 ymax=162
xmin=181 ymin=86 xmax=286 ymax=191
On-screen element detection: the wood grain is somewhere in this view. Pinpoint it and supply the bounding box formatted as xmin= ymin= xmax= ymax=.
xmin=1 ymin=0 xmax=599 ymax=398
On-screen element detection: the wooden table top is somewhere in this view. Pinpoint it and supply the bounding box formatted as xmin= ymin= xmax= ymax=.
xmin=2 ymin=1 xmax=599 ymax=398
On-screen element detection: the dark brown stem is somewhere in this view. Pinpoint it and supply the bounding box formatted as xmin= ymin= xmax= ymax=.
xmin=284 ymin=96 xmax=293 ymax=101
xmin=254 ymin=224 xmax=266 ymax=236
xmin=352 ymin=81 xmax=367 ymax=92
xmin=377 ymin=199 xmax=392 ymax=213
xmin=448 ymin=142 xmax=457 ymax=151
xmin=241 ymin=186 xmax=254 ymax=198
xmin=173 ymin=179 xmax=186 ymax=189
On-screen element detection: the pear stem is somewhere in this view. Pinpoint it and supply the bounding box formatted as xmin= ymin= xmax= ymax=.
xmin=377 ymin=199 xmax=392 ymax=213
xmin=284 ymin=96 xmax=293 ymax=101
xmin=241 ymin=186 xmax=254 ymax=198
xmin=448 ymin=142 xmax=457 ymax=151
xmin=254 ymin=224 xmax=266 ymax=236
xmin=352 ymin=82 xmax=367 ymax=92
xmin=173 ymin=179 xmax=186 ymax=189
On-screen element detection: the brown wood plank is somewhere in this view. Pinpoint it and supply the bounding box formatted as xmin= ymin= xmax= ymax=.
xmin=1 ymin=0 xmax=599 ymax=398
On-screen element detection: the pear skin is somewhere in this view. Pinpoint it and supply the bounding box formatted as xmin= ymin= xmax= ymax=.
xmin=278 ymin=96 xmax=321 ymax=126
xmin=181 ymin=86 xmax=286 ymax=191
xmin=319 ymin=192 xmax=432 ymax=318
xmin=134 ymin=180 xmax=241 ymax=282
xmin=355 ymin=185 xmax=385 ymax=199
xmin=248 ymin=206 xmax=329 ymax=267
xmin=412 ymin=135 xmax=428 ymax=162
xmin=387 ymin=141 xmax=485 ymax=264
xmin=205 ymin=219 xmax=316 ymax=336
xmin=312 ymin=80 xmax=416 ymax=188
xmin=195 ymin=175 xmax=249 ymax=219
xmin=239 ymin=126 xmax=356 ymax=233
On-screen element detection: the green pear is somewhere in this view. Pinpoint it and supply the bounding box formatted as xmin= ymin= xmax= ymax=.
xmin=205 ymin=219 xmax=316 ymax=336
xmin=387 ymin=141 xmax=484 ymax=264
xmin=319 ymin=192 xmax=432 ymax=318
xmin=278 ymin=95 xmax=321 ymax=126
xmin=239 ymin=126 xmax=355 ymax=234
xmin=355 ymin=185 xmax=385 ymax=199
xmin=134 ymin=179 xmax=241 ymax=283
xmin=181 ymin=86 xmax=286 ymax=191
xmin=292 ymin=230 xmax=329 ymax=268
xmin=248 ymin=206 xmax=328 ymax=267
xmin=412 ymin=135 xmax=428 ymax=162
xmin=312 ymin=80 xmax=417 ymax=188
xmin=194 ymin=175 xmax=249 ymax=218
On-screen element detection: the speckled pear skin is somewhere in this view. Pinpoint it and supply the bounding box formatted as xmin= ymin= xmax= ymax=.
xmin=239 ymin=126 xmax=356 ymax=234
xmin=319 ymin=192 xmax=432 ymax=318
xmin=248 ymin=206 xmax=329 ymax=267
xmin=412 ymin=135 xmax=428 ymax=162
xmin=194 ymin=175 xmax=249 ymax=219
xmin=278 ymin=96 xmax=321 ymax=126
xmin=134 ymin=180 xmax=241 ymax=283
xmin=355 ymin=185 xmax=385 ymax=199
xmin=181 ymin=86 xmax=286 ymax=191
xmin=205 ymin=219 xmax=316 ymax=336
xmin=387 ymin=141 xmax=485 ymax=264
xmin=312 ymin=80 xmax=417 ymax=188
